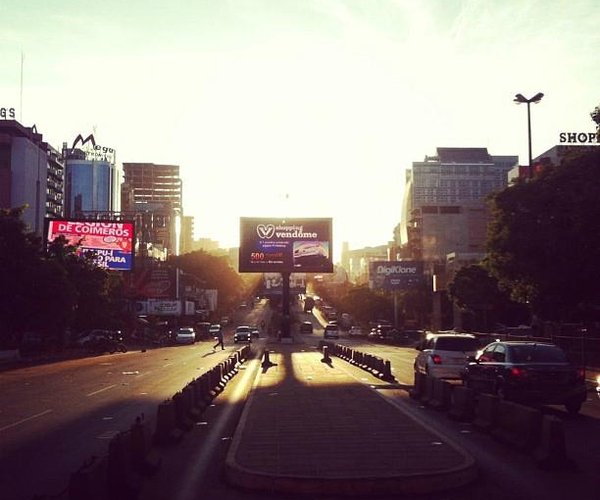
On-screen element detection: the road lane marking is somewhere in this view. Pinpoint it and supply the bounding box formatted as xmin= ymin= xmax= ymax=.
xmin=86 ymin=384 xmax=117 ymax=397
xmin=0 ymin=409 xmax=53 ymax=432
xmin=97 ymin=430 xmax=120 ymax=439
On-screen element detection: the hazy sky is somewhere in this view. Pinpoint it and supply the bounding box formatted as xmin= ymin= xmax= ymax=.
xmin=2 ymin=0 xmax=599 ymax=261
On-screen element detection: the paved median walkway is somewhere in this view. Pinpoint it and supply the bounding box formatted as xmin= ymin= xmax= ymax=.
xmin=225 ymin=340 xmax=477 ymax=496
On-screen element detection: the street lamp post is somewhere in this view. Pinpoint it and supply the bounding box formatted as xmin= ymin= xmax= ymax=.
xmin=514 ymin=92 xmax=544 ymax=178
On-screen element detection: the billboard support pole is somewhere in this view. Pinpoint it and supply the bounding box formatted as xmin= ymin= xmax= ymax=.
xmin=281 ymin=271 xmax=291 ymax=341
xmin=394 ymin=291 xmax=398 ymax=328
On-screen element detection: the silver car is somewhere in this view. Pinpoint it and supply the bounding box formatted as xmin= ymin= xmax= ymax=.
xmin=414 ymin=333 xmax=479 ymax=379
xmin=175 ymin=327 xmax=196 ymax=345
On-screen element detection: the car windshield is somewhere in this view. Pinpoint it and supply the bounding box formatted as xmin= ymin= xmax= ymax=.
xmin=434 ymin=337 xmax=478 ymax=352
xmin=509 ymin=344 xmax=568 ymax=363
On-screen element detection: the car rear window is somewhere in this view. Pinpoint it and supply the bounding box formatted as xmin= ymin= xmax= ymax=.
xmin=434 ymin=337 xmax=479 ymax=351
xmin=509 ymin=344 xmax=567 ymax=363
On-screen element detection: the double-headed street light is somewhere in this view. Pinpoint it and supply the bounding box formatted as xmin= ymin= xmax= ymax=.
xmin=514 ymin=92 xmax=544 ymax=178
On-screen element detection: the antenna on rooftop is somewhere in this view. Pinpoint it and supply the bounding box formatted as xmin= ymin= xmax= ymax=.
xmin=20 ymin=51 xmax=24 ymax=122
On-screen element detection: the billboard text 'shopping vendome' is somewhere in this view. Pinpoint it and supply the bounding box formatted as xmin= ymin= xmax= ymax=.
xmin=239 ymin=218 xmax=333 ymax=273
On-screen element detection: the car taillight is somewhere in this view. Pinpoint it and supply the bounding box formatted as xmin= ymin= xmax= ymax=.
xmin=430 ymin=354 xmax=442 ymax=365
xmin=576 ymin=368 xmax=585 ymax=381
xmin=510 ymin=367 xmax=528 ymax=377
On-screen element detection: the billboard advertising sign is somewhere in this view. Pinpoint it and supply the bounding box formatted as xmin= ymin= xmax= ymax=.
xmin=261 ymin=273 xmax=307 ymax=296
xmin=369 ymin=261 xmax=424 ymax=291
xmin=70 ymin=134 xmax=116 ymax=164
xmin=131 ymin=267 xmax=177 ymax=298
xmin=46 ymin=219 xmax=134 ymax=271
xmin=147 ymin=299 xmax=181 ymax=316
xmin=239 ymin=218 xmax=333 ymax=273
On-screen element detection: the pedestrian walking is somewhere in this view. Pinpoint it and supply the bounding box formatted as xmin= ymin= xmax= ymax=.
xmin=213 ymin=327 xmax=225 ymax=350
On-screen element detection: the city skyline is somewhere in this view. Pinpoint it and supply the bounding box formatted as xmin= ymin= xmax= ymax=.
xmin=2 ymin=0 xmax=599 ymax=256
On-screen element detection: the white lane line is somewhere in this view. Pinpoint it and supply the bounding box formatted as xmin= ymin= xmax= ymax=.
xmin=0 ymin=409 xmax=53 ymax=432
xmin=86 ymin=384 xmax=117 ymax=397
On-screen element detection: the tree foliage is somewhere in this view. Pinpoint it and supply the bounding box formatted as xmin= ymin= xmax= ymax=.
xmin=0 ymin=208 xmax=126 ymax=345
xmin=448 ymin=265 xmax=502 ymax=311
xmin=486 ymin=149 xmax=600 ymax=321
xmin=447 ymin=264 xmax=528 ymax=331
xmin=170 ymin=250 xmax=246 ymax=314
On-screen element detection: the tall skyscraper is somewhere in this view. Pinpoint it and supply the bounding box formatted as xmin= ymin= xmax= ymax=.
xmin=121 ymin=162 xmax=183 ymax=259
xmin=401 ymin=147 xmax=517 ymax=262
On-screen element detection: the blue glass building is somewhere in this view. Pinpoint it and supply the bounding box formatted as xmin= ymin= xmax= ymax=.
xmin=63 ymin=142 xmax=121 ymax=217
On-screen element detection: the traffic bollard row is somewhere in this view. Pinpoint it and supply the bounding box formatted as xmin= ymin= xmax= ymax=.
xmin=335 ymin=344 xmax=396 ymax=382
xmin=64 ymin=346 xmax=251 ymax=500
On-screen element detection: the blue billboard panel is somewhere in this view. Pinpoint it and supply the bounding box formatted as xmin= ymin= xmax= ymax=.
xmin=369 ymin=261 xmax=424 ymax=290
xmin=239 ymin=218 xmax=333 ymax=273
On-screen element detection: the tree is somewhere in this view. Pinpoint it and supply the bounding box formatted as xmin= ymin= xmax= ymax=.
xmin=447 ymin=264 xmax=527 ymax=331
xmin=0 ymin=209 xmax=76 ymax=343
xmin=170 ymin=250 xmax=245 ymax=314
xmin=336 ymin=285 xmax=392 ymax=326
xmin=46 ymin=236 xmax=118 ymax=332
xmin=397 ymin=283 xmax=433 ymax=328
xmin=0 ymin=209 xmax=127 ymax=348
xmin=486 ymin=149 xmax=600 ymax=321
xmin=0 ymin=208 xmax=42 ymax=341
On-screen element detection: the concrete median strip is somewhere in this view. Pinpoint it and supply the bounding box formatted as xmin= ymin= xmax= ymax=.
xmin=225 ymin=347 xmax=477 ymax=496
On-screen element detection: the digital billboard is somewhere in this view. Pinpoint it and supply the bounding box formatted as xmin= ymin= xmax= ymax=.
xmin=368 ymin=261 xmax=424 ymax=291
xmin=239 ymin=218 xmax=333 ymax=273
xmin=46 ymin=219 xmax=135 ymax=271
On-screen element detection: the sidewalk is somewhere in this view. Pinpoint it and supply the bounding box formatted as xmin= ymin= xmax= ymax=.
xmin=225 ymin=338 xmax=477 ymax=496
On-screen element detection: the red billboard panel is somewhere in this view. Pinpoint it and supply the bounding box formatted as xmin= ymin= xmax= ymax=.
xmin=239 ymin=217 xmax=333 ymax=273
xmin=46 ymin=219 xmax=135 ymax=271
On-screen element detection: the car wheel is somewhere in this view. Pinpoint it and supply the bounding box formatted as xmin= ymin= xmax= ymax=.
xmin=565 ymin=400 xmax=582 ymax=415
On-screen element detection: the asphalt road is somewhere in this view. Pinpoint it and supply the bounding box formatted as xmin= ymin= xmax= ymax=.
xmin=3 ymin=305 xmax=600 ymax=500
xmin=0 ymin=340 xmax=239 ymax=500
